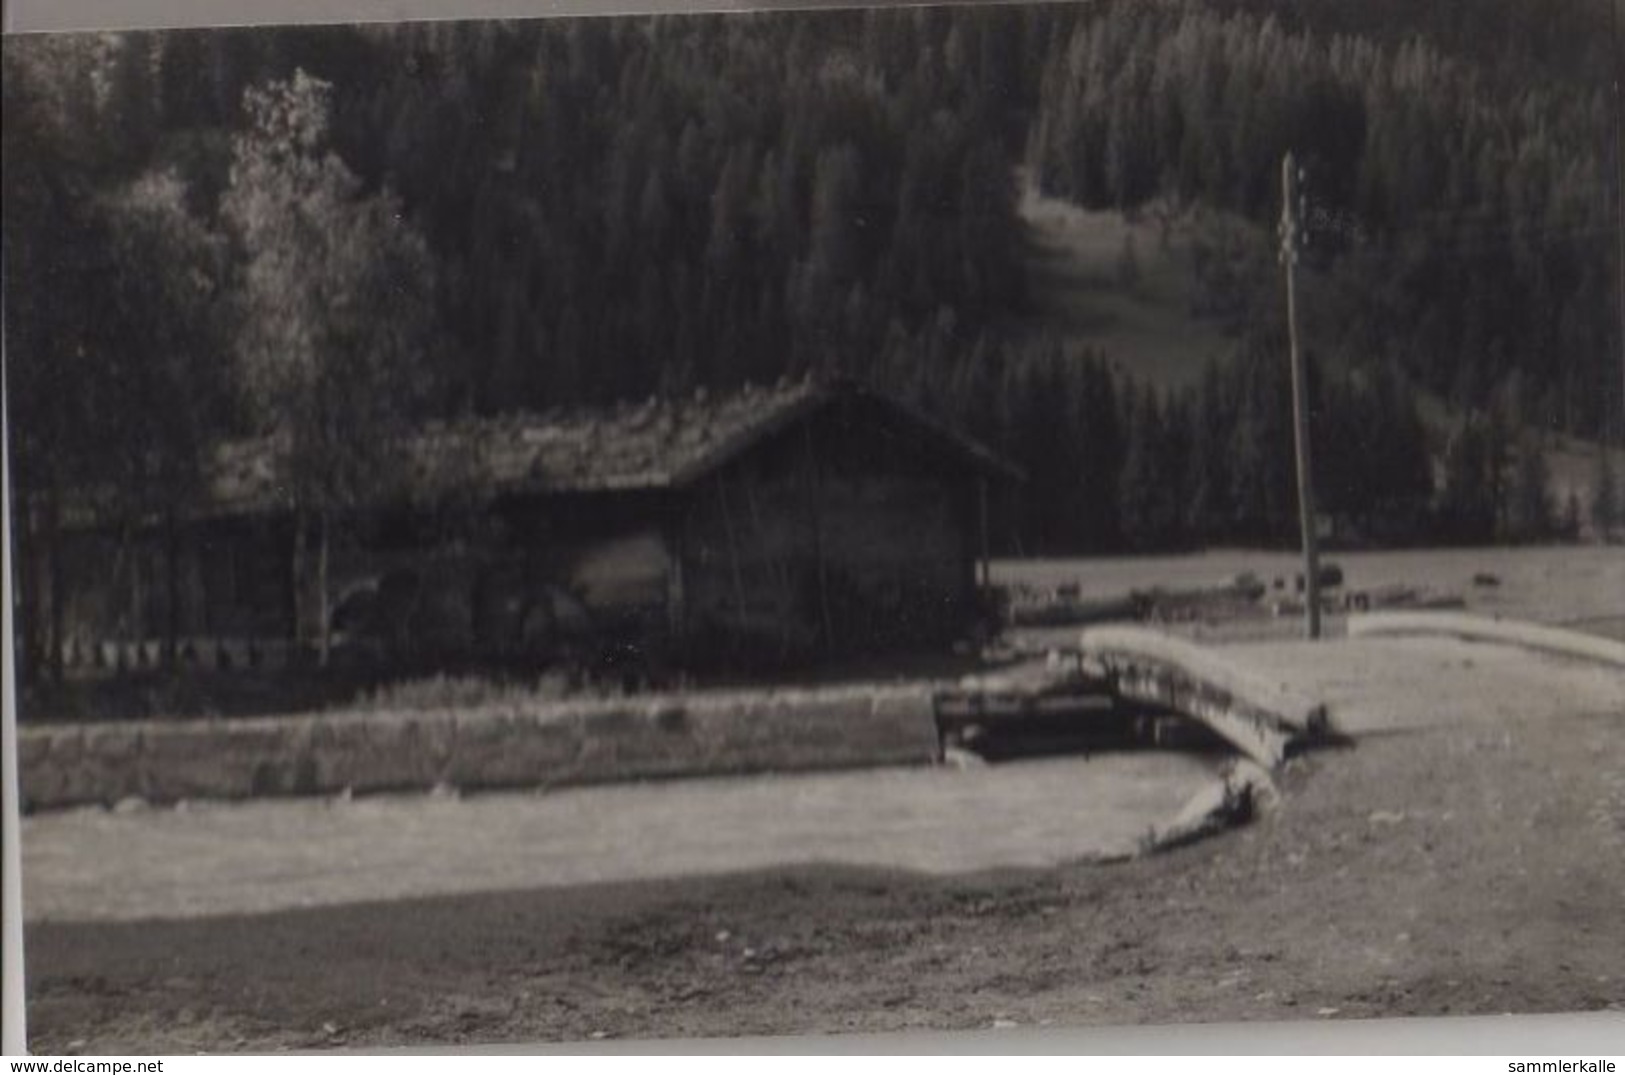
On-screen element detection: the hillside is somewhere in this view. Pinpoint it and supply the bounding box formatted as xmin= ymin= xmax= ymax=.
xmin=1026 ymin=0 xmax=1616 ymax=441
xmin=1013 ymin=174 xmax=1622 ymax=543
xmin=1013 ymin=174 xmax=1232 ymax=392
xmin=6 ymin=1 xmax=1620 ymax=559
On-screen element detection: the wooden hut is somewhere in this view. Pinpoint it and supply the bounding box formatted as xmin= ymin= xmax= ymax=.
xmin=32 ymin=378 xmax=1021 ymax=676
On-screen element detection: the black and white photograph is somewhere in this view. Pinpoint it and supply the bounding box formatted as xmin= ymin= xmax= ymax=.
xmin=3 ymin=0 xmax=1623 ymax=1053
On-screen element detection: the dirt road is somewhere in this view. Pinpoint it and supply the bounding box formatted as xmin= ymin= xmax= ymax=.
xmin=1234 ymin=635 xmax=1622 ymax=734
xmin=21 ymin=632 xmax=1622 ymax=1052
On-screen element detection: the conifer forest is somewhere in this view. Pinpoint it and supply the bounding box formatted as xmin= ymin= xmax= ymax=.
xmin=5 ymin=0 xmax=1622 ymax=554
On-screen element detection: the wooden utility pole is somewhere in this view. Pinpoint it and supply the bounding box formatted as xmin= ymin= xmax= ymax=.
xmin=1611 ymin=0 xmax=1625 ymax=447
xmin=1279 ymin=152 xmax=1322 ymax=640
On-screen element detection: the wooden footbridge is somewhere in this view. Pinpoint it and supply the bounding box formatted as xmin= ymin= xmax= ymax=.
xmin=934 ymin=613 xmax=1621 ymax=771
xmin=933 ymin=627 xmax=1332 ymax=770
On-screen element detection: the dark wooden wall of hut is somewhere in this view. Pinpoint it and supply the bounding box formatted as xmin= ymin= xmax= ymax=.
xmin=675 ymin=397 xmax=979 ymax=662
xmin=42 ymin=517 xmax=294 ymax=673
xmin=34 ymin=394 xmax=1000 ymax=681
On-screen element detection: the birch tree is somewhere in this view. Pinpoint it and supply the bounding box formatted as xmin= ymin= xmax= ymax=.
xmin=223 ymin=70 xmax=439 ymax=664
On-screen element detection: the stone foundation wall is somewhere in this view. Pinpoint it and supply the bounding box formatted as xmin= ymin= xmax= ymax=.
xmin=17 ymin=685 xmax=942 ymax=812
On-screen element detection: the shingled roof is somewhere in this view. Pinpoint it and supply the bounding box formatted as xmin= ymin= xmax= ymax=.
xmin=201 ymin=378 xmax=1020 ymax=518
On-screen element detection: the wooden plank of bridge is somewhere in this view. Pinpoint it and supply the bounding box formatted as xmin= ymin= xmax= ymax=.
xmin=933 ymin=656 xmax=1114 ymax=722
xmin=1079 ymin=626 xmax=1330 ymax=769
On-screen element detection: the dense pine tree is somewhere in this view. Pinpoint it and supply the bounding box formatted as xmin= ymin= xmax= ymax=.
xmin=5 ymin=0 xmax=1614 ymax=566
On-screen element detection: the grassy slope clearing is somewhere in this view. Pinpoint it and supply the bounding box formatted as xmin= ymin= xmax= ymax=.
xmin=1011 ymin=175 xmax=1233 ymax=392
xmin=1013 ymin=175 xmax=1623 ymax=529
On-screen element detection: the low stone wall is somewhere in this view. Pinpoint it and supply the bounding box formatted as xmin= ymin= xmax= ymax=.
xmin=18 ymin=685 xmax=942 ymax=812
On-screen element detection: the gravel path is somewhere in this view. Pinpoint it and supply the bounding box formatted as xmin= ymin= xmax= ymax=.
xmin=1230 ymin=636 xmax=1624 ymax=734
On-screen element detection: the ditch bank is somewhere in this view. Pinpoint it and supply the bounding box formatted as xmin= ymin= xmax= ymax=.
xmin=1348 ymin=610 xmax=1625 ymax=668
xmin=20 ymin=629 xmax=1338 ymax=863
xmin=17 ymin=684 xmax=941 ymax=812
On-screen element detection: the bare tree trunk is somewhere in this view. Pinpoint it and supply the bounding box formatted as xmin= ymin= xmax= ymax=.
xmin=46 ymin=490 xmax=64 ymax=685
xmin=291 ymin=505 xmax=307 ymax=663
xmin=127 ymin=523 xmax=145 ymax=664
xmin=316 ymin=508 xmax=331 ymax=668
xmin=163 ymin=508 xmax=181 ymax=669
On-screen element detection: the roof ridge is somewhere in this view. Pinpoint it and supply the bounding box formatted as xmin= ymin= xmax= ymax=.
xmin=172 ymin=377 xmax=1018 ymax=520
